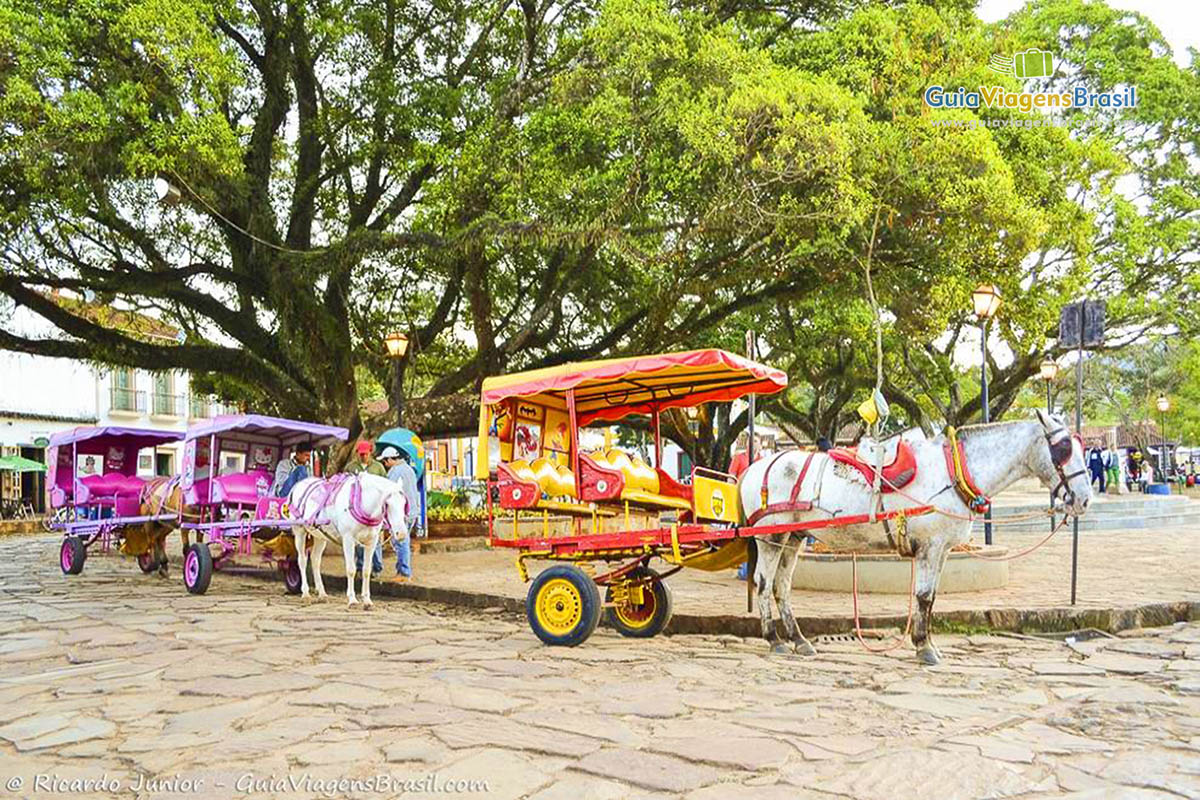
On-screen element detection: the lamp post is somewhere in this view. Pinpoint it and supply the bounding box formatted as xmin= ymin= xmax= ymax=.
xmin=1040 ymin=358 xmax=1059 ymax=527
xmin=972 ymin=284 xmax=1002 ymax=544
xmin=1157 ymin=394 xmax=1169 ymax=487
xmin=384 ymin=331 xmax=410 ymax=427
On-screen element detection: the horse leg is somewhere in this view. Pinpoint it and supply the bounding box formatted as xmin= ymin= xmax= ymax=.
xmin=360 ymin=531 xmax=377 ymax=611
xmin=754 ymin=534 xmax=788 ymax=654
xmin=310 ymin=535 xmax=328 ymax=599
xmin=773 ymin=535 xmax=816 ymax=656
xmin=911 ymin=538 xmax=950 ymax=665
xmin=154 ymin=529 xmax=169 ymax=577
xmin=294 ymin=527 xmax=311 ymax=599
xmin=341 ymin=533 xmax=359 ymax=607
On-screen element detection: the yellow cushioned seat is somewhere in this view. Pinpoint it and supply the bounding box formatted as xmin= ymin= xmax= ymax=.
xmin=531 ymin=457 xmax=576 ymax=499
xmin=600 ymin=449 xmax=690 ymax=511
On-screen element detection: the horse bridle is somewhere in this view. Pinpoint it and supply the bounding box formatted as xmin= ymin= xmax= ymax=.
xmin=1045 ymin=426 xmax=1086 ymax=507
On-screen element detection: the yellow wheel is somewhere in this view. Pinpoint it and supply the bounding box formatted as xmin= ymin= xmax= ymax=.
xmin=526 ymin=565 xmax=601 ymax=647
xmin=604 ymin=567 xmax=673 ymax=638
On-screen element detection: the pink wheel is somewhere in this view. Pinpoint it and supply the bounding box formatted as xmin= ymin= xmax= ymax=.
xmin=183 ymin=543 xmax=212 ymax=594
xmin=60 ymin=536 xmax=86 ymax=575
xmin=283 ymin=559 xmax=303 ymax=595
xmin=137 ymin=552 xmax=158 ymax=574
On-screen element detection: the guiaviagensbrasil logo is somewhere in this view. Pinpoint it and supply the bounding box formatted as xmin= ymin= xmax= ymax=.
xmin=988 ymin=49 xmax=1054 ymax=79
xmin=924 ymin=48 xmax=1137 ymax=113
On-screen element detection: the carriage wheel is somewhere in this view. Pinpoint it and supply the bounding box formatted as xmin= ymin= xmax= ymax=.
xmin=183 ymin=543 xmax=213 ymax=595
xmin=60 ymin=536 xmax=86 ymax=576
xmin=605 ymin=567 xmax=674 ymax=638
xmin=526 ymin=565 xmax=601 ymax=647
xmin=283 ymin=558 xmax=304 ymax=595
xmin=137 ymin=551 xmax=160 ymax=574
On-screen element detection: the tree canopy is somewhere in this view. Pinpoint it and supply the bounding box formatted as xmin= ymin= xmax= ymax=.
xmin=1 ymin=0 xmax=1196 ymax=452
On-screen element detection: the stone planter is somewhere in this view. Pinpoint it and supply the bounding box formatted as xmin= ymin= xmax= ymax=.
xmin=427 ymin=519 xmax=489 ymax=539
xmin=793 ymin=547 xmax=1009 ymax=594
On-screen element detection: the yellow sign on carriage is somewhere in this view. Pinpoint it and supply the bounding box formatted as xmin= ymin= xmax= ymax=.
xmin=693 ymin=473 xmax=739 ymax=523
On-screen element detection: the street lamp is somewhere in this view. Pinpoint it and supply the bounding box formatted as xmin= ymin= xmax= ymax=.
xmin=1040 ymin=358 xmax=1059 ymax=527
xmin=153 ymin=176 xmax=182 ymax=205
xmin=1157 ymin=394 xmax=1169 ymax=486
xmin=1039 ymin=358 xmax=1058 ymax=413
xmin=973 ymin=284 xmax=1002 ymax=544
xmin=385 ymin=331 xmax=410 ymax=426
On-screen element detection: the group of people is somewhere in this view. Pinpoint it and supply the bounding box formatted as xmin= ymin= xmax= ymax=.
xmin=1085 ymin=444 xmax=1121 ymax=494
xmin=269 ymin=439 xmax=421 ymax=582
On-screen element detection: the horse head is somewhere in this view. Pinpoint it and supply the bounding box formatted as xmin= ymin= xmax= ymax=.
xmin=1034 ymin=409 xmax=1092 ymax=516
xmin=383 ymin=486 xmax=409 ymax=543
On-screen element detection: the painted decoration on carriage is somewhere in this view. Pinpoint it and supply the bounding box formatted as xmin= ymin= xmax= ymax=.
xmin=514 ymin=402 xmax=543 ymax=462
xmin=544 ymin=408 xmax=571 ymax=466
xmin=181 ymin=439 xmax=197 ymax=490
xmin=487 ymin=403 xmax=515 ymax=466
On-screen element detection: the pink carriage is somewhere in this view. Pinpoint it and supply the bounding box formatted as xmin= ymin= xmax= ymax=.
xmin=48 ymin=426 xmax=185 ymax=576
xmin=179 ymin=414 xmax=348 ymax=594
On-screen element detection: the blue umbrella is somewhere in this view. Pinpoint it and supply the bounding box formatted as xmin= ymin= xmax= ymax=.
xmin=375 ymin=428 xmax=425 ymax=479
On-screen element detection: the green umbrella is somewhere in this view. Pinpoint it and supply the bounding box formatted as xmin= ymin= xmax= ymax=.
xmin=0 ymin=455 xmax=47 ymax=473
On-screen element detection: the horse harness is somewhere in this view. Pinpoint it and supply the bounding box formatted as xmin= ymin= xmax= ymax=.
xmin=1045 ymin=425 xmax=1086 ymax=507
xmin=290 ymin=473 xmax=388 ymax=528
xmin=747 ymin=423 xmax=1085 ymax=539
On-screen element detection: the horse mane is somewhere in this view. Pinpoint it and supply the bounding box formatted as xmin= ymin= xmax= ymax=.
xmin=953 ymin=418 xmax=1041 ymax=440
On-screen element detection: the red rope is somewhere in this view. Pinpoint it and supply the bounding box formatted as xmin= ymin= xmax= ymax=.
xmin=958 ymin=515 xmax=1071 ymax=561
xmin=850 ymin=551 xmax=915 ymax=653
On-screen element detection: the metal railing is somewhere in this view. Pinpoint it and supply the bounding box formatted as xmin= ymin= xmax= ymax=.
xmin=189 ymin=396 xmax=239 ymax=419
xmin=109 ymin=387 xmax=146 ymax=413
xmin=151 ymin=392 xmax=186 ymax=417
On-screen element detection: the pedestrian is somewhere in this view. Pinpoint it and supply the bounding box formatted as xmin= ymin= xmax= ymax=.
xmin=346 ymin=440 xmax=385 ymax=577
xmin=1087 ymin=444 xmax=1106 ymax=494
xmin=1105 ymin=444 xmax=1119 ymax=493
xmin=378 ymin=446 xmax=420 ymax=582
xmin=346 ymin=440 xmax=386 ymax=477
xmin=272 ymin=442 xmax=312 ymax=497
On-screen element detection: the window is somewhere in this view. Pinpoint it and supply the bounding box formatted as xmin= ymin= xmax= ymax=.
xmin=152 ymin=372 xmax=178 ymax=416
xmin=110 ymin=369 xmax=140 ymax=412
xmin=155 ymin=451 xmax=175 ymax=476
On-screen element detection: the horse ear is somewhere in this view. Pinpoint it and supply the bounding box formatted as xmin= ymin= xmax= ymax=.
xmin=1035 ymin=408 xmax=1052 ymax=430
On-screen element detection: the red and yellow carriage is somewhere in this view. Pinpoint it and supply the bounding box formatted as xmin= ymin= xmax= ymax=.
xmin=476 ymin=349 xmax=786 ymax=645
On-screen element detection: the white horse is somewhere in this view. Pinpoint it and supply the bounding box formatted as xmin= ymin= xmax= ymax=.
xmin=287 ymin=473 xmax=408 ymax=609
xmin=740 ymin=410 xmax=1091 ymax=664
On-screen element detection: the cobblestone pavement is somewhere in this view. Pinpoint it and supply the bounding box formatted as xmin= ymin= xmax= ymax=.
xmin=1 ymin=535 xmax=1198 ymax=800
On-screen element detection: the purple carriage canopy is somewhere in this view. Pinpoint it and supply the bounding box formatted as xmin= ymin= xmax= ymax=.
xmin=47 ymin=426 xmax=185 ymax=507
xmin=180 ymin=414 xmax=349 ymax=503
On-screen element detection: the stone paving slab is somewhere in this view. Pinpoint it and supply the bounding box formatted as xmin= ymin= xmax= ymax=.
xmin=0 ymin=535 xmax=1199 ymax=799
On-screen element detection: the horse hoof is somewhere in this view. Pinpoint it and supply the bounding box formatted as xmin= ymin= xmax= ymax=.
xmin=770 ymin=642 xmax=791 ymax=655
xmin=362 ymin=602 xmax=374 ymax=612
xmin=917 ymin=645 xmax=941 ymax=666
xmin=793 ymin=641 xmax=817 ymax=657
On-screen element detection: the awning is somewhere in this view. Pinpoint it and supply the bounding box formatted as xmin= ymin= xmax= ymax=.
xmin=0 ymin=456 xmax=47 ymax=473
xmin=479 ymin=348 xmax=787 ymax=424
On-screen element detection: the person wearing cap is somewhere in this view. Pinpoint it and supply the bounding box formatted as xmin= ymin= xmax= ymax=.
xmin=346 ymin=439 xmax=386 ymax=577
xmin=272 ymin=442 xmax=312 ymax=497
xmin=379 ymin=446 xmax=420 ymax=581
xmin=346 ymin=440 xmax=387 ymax=477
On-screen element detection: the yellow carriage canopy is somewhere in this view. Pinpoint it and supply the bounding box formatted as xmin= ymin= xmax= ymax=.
xmin=476 ymin=348 xmax=787 ymax=478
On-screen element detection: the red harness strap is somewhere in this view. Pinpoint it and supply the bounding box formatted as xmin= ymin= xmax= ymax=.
xmin=942 ymin=439 xmax=990 ymax=513
xmin=746 ymin=451 xmax=817 ymax=526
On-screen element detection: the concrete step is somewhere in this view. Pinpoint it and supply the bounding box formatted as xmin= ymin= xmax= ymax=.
xmin=991 ymin=495 xmax=1193 ymax=518
xmin=974 ymin=509 xmax=1200 ymax=533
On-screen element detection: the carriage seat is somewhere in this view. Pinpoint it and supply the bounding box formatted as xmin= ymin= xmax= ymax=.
xmin=76 ymin=473 xmax=146 ymax=515
xmin=828 ymin=438 xmax=917 ymax=492
xmin=497 ymin=458 xmax=599 ymax=515
xmin=579 ymin=450 xmax=692 ymax=511
xmin=211 ymin=470 xmax=273 ymax=506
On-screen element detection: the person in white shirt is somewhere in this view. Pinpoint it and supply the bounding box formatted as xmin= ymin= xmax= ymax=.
xmin=379 ymin=446 xmax=420 ymax=581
